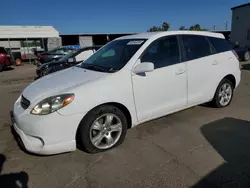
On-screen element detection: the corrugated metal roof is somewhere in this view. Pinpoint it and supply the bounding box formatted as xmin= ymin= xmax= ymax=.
xmin=0 ymin=26 xmax=59 ymax=39
xmin=231 ymin=3 xmax=250 ymax=10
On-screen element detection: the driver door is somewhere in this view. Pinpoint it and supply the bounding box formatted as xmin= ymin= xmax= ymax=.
xmin=132 ymin=35 xmax=187 ymax=122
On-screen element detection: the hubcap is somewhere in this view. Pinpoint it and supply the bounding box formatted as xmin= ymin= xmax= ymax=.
xmin=218 ymin=83 xmax=232 ymax=106
xmin=245 ymin=52 xmax=250 ymax=60
xmin=89 ymin=113 xmax=122 ymax=149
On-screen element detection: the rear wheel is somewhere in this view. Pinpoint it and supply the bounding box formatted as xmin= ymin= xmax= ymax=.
xmin=41 ymin=69 xmax=47 ymax=77
xmin=212 ymin=79 xmax=234 ymax=108
xmin=78 ymin=105 xmax=128 ymax=153
xmin=244 ymin=51 xmax=250 ymax=61
xmin=0 ymin=64 xmax=3 ymax=72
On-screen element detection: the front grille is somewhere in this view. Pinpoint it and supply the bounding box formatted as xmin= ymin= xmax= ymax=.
xmin=21 ymin=95 xmax=30 ymax=110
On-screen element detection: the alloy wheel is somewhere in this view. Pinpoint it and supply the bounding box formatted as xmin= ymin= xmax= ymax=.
xmin=218 ymin=83 xmax=232 ymax=106
xmin=89 ymin=113 xmax=123 ymax=149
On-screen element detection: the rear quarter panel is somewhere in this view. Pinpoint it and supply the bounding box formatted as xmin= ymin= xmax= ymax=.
xmin=213 ymin=51 xmax=241 ymax=92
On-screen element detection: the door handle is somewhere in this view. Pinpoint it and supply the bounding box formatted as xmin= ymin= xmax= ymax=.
xmin=212 ymin=60 xmax=219 ymax=65
xmin=175 ymin=69 xmax=186 ymax=75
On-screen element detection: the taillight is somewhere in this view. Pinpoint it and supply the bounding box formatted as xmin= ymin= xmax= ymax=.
xmin=22 ymin=55 xmax=26 ymax=60
xmin=40 ymin=55 xmax=47 ymax=58
xmin=232 ymin=50 xmax=239 ymax=59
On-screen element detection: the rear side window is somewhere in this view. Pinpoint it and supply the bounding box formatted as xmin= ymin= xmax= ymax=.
xmin=0 ymin=47 xmax=7 ymax=54
xmin=208 ymin=37 xmax=232 ymax=53
xmin=182 ymin=35 xmax=212 ymax=61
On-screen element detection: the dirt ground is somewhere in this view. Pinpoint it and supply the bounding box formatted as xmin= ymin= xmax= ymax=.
xmin=0 ymin=63 xmax=250 ymax=188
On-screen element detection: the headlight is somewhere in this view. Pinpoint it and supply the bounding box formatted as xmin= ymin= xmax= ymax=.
xmin=30 ymin=94 xmax=74 ymax=115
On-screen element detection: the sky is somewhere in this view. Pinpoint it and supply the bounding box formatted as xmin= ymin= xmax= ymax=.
xmin=1 ymin=0 xmax=249 ymax=34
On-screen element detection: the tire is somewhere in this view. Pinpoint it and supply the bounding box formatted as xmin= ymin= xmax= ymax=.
xmin=211 ymin=79 xmax=234 ymax=108
xmin=0 ymin=64 xmax=3 ymax=72
xmin=78 ymin=105 xmax=128 ymax=153
xmin=244 ymin=51 xmax=250 ymax=61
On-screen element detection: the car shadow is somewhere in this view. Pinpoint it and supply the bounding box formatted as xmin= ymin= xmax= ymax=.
xmin=0 ymin=154 xmax=29 ymax=188
xmin=192 ymin=117 xmax=250 ymax=187
xmin=241 ymin=64 xmax=250 ymax=70
xmin=34 ymin=76 xmax=39 ymax=80
xmin=3 ymin=67 xmax=14 ymax=72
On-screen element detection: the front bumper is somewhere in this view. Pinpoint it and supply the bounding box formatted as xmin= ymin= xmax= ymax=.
xmin=12 ymin=122 xmax=76 ymax=155
xmin=12 ymin=96 xmax=84 ymax=155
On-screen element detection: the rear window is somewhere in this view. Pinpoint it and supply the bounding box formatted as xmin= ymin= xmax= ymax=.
xmin=0 ymin=47 xmax=7 ymax=54
xmin=208 ymin=37 xmax=232 ymax=53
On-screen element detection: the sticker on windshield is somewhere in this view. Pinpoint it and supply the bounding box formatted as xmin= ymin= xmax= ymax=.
xmin=127 ymin=41 xmax=144 ymax=45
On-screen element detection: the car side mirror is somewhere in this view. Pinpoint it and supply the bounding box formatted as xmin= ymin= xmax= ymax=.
xmin=133 ymin=62 xmax=154 ymax=74
xmin=67 ymin=58 xmax=75 ymax=63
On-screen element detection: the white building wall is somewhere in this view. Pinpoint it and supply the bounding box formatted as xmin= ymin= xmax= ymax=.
xmin=0 ymin=41 xmax=21 ymax=48
xmin=47 ymin=37 xmax=62 ymax=51
xmin=231 ymin=5 xmax=250 ymax=47
xmin=79 ymin=36 xmax=93 ymax=47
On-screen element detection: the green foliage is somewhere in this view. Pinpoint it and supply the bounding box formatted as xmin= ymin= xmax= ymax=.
xmin=179 ymin=24 xmax=208 ymax=31
xmin=148 ymin=22 xmax=170 ymax=32
xmin=148 ymin=22 xmax=207 ymax=32
xmin=21 ymin=40 xmax=41 ymax=47
xmin=179 ymin=25 xmax=188 ymax=30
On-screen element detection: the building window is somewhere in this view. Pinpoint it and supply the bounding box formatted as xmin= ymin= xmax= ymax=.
xmin=247 ymin=29 xmax=250 ymax=40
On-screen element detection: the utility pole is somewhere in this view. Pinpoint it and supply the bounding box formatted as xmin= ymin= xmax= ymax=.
xmin=225 ymin=21 xmax=228 ymax=30
xmin=213 ymin=25 xmax=216 ymax=31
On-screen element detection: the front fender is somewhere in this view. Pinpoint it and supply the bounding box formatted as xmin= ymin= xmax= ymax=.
xmin=57 ymin=71 xmax=138 ymax=126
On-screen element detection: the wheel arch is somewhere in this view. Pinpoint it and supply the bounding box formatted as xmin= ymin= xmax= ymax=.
xmin=75 ymin=102 xmax=133 ymax=149
xmin=212 ymin=74 xmax=236 ymax=99
xmin=223 ymin=74 xmax=236 ymax=89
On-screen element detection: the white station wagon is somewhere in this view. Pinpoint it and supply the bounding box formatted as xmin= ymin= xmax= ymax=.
xmin=12 ymin=31 xmax=241 ymax=155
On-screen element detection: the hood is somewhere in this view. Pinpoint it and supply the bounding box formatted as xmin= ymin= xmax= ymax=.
xmin=37 ymin=60 xmax=66 ymax=70
xmin=23 ymin=67 xmax=107 ymax=103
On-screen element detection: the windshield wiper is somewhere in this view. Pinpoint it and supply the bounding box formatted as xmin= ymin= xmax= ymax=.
xmin=81 ymin=64 xmax=106 ymax=72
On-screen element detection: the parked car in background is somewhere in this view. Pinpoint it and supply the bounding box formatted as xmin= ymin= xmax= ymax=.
xmin=37 ymin=46 xmax=80 ymax=66
xmin=36 ymin=46 xmax=102 ymax=77
xmin=12 ymin=31 xmax=241 ymax=155
xmin=0 ymin=47 xmax=13 ymax=72
xmin=233 ymin=46 xmax=250 ymax=61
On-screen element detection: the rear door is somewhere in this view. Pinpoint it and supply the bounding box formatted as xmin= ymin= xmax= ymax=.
xmin=181 ymin=35 xmax=216 ymax=105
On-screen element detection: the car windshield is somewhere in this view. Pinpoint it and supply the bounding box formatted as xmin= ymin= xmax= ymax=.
xmin=57 ymin=51 xmax=77 ymax=62
xmin=79 ymin=39 xmax=146 ymax=73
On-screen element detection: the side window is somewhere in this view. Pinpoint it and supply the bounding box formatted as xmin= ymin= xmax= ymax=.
xmin=55 ymin=49 xmax=65 ymax=54
xmin=182 ymin=35 xmax=212 ymax=61
xmin=141 ymin=36 xmax=180 ymax=69
xmin=208 ymin=37 xmax=233 ymax=53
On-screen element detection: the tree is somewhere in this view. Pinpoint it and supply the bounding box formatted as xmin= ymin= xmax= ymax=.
xmin=179 ymin=25 xmax=187 ymax=30
xmin=179 ymin=24 xmax=208 ymax=31
xmin=162 ymin=22 xmax=170 ymax=31
xmin=148 ymin=22 xmax=170 ymax=32
xmin=148 ymin=26 xmax=161 ymax=32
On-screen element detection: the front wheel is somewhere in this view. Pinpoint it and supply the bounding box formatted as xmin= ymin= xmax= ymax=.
xmin=78 ymin=105 xmax=128 ymax=153
xmin=244 ymin=51 xmax=250 ymax=61
xmin=212 ymin=79 xmax=234 ymax=108
xmin=0 ymin=64 xmax=3 ymax=72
